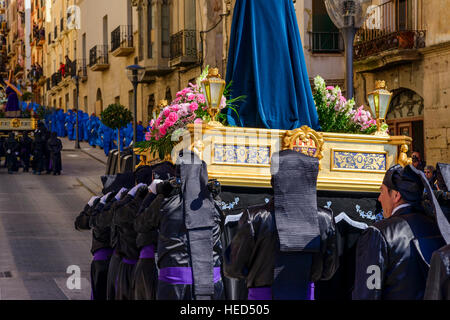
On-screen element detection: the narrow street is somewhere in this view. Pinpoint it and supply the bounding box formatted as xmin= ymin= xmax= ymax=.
xmin=0 ymin=143 xmax=105 ymax=300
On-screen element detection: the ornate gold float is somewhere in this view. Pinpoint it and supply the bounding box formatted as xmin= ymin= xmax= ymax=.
xmin=135 ymin=125 xmax=412 ymax=193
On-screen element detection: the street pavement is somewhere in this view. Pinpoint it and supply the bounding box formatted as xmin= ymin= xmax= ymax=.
xmin=0 ymin=138 xmax=107 ymax=300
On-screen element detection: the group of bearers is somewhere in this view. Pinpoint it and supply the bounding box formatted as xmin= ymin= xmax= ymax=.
xmin=0 ymin=122 xmax=62 ymax=175
xmin=46 ymin=108 xmax=146 ymax=156
xmin=75 ymin=148 xmax=450 ymax=300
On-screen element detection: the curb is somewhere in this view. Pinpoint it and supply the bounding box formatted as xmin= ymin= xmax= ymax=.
xmin=62 ymin=147 xmax=107 ymax=165
xmin=76 ymin=177 xmax=98 ymax=196
xmin=80 ymin=149 xmax=107 ymax=165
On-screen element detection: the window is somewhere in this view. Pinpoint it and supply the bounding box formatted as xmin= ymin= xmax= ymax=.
xmin=147 ymin=0 xmax=152 ymax=59
xmin=161 ymin=0 xmax=170 ymax=58
xmin=65 ymin=93 xmax=70 ymax=109
xmin=138 ymin=7 xmax=144 ymax=60
xmin=165 ymin=87 xmax=172 ymax=103
xmin=128 ymin=90 xmax=134 ymax=110
xmin=311 ymin=0 xmax=342 ymax=53
xmin=147 ymin=94 xmax=155 ymax=119
xmin=84 ymin=96 xmax=88 ymax=112
xmin=115 ymin=96 xmax=120 ymax=104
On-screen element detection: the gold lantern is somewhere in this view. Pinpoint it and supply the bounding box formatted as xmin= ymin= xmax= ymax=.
xmin=201 ymin=67 xmax=226 ymax=127
xmin=367 ymin=80 xmax=393 ymax=137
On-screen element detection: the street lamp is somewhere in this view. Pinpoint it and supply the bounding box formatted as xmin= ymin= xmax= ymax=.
xmin=126 ymin=64 xmax=145 ymax=169
xmin=201 ymin=67 xmax=226 ymax=127
xmin=72 ymin=68 xmax=80 ymax=149
xmin=324 ymin=0 xmax=370 ymax=99
xmin=367 ymin=80 xmax=393 ymax=137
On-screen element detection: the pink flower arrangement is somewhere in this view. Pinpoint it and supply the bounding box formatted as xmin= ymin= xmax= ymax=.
xmin=350 ymin=106 xmax=377 ymax=131
xmin=145 ymin=69 xmax=229 ymax=141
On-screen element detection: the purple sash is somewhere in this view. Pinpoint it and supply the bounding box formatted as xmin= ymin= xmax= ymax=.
xmin=122 ymin=258 xmax=138 ymax=265
xmin=159 ymin=267 xmax=221 ymax=285
xmin=139 ymin=245 xmax=155 ymax=259
xmin=248 ymin=287 xmax=272 ymax=300
xmin=308 ymin=282 xmax=315 ymax=300
xmin=93 ymin=248 xmax=113 ymax=261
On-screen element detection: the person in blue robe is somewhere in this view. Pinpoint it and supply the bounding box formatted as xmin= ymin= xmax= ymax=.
xmin=51 ymin=110 xmax=58 ymax=133
xmin=102 ymin=124 xmax=115 ymax=156
xmin=66 ymin=110 xmax=75 ymax=141
xmin=226 ymin=0 xmax=320 ymax=131
xmin=88 ymin=114 xmax=99 ymax=147
xmin=82 ymin=113 xmax=90 ymax=141
xmin=136 ymin=121 xmax=145 ymax=143
xmin=95 ymin=118 xmax=104 ymax=149
xmin=44 ymin=110 xmax=51 ymax=130
xmin=123 ymin=122 xmax=133 ymax=147
xmin=56 ymin=109 xmax=67 ymax=137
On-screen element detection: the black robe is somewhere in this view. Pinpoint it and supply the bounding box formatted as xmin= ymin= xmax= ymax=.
xmin=133 ymin=192 xmax=159 ymax=300
xmin=143 ymin=186 xmax=224 ymax=300
xmin=19 ymin=135 xmax=33 ymax=171
xmin=47 ymin=136 xmax=62 ymax=174
xmin=32 ymin=133 xmax=46 ymax=174
xmin=4 ymin=136 xmax=19 ymax=172
xmin=112 ymin=189 xmax=149 ymax=300
xmin=223 ymin=200 xmax=338 ymax=300
xmin=352 ymin=205 xmax=445 ymax=300
xmin=424 ymin=245 xmax=450 ymax=300
xmin=96 ymin=194 xmax=134 ymax=300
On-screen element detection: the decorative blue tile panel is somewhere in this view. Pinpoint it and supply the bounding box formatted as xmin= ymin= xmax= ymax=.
xmin=333 ymin=151 xmax=386 ymax=171
xmin=214 ymin=144 xmax=270 ymax=165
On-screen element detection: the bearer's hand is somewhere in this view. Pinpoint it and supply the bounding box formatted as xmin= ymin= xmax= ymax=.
xmin=88 ymin=196 xmax=100 ymax=207
xmin=115 ymin=187 xmax=128 ymax=201
xmin=128 ymin=183 xmax=147 ymax=197
xmin=148 ymin=179 xmax=163 ymax=194
xmin=100 ymin=192 xmax=112 ymax=204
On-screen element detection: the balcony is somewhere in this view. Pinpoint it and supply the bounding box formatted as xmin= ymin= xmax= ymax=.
xmin=51 ymin=71 xmax=62 ymax=89
xmin=170 ymin=29 xmax=198 ymax=67
xmin=77 ymin=59 xmax=88 ymax=82
xmin=353 ymin=0 xmax=426 ymax=71
xmin=89 ymin=45 xmax=109 ymax=71
xmin=309 ymin=32 xmax=344 ymax=54
xmin=111 ymin=25 xmax=134 ymax=57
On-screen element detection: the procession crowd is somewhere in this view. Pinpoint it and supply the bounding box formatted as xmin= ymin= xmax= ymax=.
xmin=74 ymin=149 xmax=450 ymax=301
xmin=0 ymin=123 xmax=62 ymax=175
xmin=43 ymin=108 xmax=146 ymax=156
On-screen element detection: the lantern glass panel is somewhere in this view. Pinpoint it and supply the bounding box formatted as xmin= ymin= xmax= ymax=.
xmin=368 ymin=93 xmax=376 ymax=118
xmin=379 ymin=93 xmax=392 ymax=119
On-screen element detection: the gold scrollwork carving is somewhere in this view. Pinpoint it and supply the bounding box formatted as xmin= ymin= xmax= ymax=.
xmin=10 ymin=118 xmax=21 ymax=128
xmin=283 ymin=126 xmax=324 ymax=162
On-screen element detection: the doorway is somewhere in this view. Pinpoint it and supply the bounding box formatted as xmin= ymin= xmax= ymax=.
xmin=386 ymin=88 xmax=424 ymax=159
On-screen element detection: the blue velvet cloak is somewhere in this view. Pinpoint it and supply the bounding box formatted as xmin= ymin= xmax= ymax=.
xmin=226 ymin=0 xmax=320 ymax=131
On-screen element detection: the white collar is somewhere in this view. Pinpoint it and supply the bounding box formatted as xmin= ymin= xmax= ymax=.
xmin=392 ymin=203 xmax=411 ymax=217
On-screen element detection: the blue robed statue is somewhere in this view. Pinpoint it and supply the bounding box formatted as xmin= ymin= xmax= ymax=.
xmin=226 ymin=0 xmax=320 ymax=131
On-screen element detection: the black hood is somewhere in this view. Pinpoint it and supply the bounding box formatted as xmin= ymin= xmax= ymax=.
xmin=177 ymin=150 xmax=216 ymax=299
xmin=271 ymin=149 xmax=320 ymax=253
xmin=101 ymin=172 xmax=135 ymax=194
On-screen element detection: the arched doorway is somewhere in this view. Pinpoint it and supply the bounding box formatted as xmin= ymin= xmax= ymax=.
xmin=386 ymin=88 xmax=424 ymax=158
xmin=96 ymin=88 xmax=103 ymax=116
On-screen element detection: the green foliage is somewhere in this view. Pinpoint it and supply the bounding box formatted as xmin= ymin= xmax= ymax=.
xmin=22 ymin=91 xmax=33 ymax=101
xmin=35 ymin=105 xmax=53 ymax=120
xmin=100 ymin=103 xmax=133 ymax=130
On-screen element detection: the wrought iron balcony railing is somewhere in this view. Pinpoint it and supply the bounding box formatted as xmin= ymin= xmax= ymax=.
xmin=51 ymin=71 xmax=62 ymax=87
xmin=309 ymin=31 xmax=344 ymax=53
xmin=89 ymin=45 xmax=109 ymax=70
xmin=111 ymin=25 xmax=133 ymax=52
xmin=170 ymin=29 xmax=197 ymax=64
xmin=78 ymin=59 xmax=88 ymax=79
xmin=354 ymin=0 xmax=426 ymax=60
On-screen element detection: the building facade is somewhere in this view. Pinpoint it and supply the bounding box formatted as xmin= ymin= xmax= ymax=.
xmin=353 ymin=0 xmax=450 ymax=165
